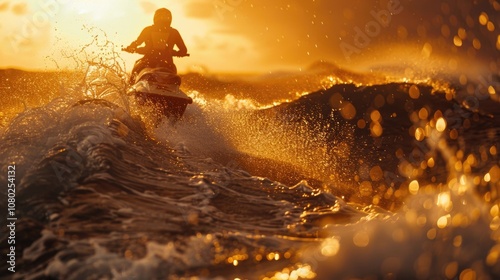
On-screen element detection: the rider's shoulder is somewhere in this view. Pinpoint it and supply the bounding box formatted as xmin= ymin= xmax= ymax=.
xmin=169 ymin=27 xmax=181 ymax=35
xmin=140 ymin=25 xmax=155 ymax=33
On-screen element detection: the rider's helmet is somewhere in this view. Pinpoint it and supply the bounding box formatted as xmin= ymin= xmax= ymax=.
xmin=154 ymin=8 xmax=172 ymax=27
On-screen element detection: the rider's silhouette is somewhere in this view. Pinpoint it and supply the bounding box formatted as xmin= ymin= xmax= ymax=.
xmin=125 ymin=8 xmax=188 ymax=83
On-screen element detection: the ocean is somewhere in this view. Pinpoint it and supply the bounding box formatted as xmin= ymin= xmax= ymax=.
xmin=0 ymin=56 xmax=499 ymax=279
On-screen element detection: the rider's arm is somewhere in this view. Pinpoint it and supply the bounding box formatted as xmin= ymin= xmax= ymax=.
xmin=128 ymin=27 xmax=151 ymax=49
xmin=171 ymin=29 xmax=187 ymax=56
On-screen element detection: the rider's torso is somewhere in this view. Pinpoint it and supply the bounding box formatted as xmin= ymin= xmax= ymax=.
xmin=143 ymin=26 xmax=175 ymax=61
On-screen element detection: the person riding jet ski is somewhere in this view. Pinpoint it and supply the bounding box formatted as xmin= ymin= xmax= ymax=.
xmin=124 ymin=8 xmax=188 ymax=84
xmin=122 ymin=8 xmax=192 ymax=123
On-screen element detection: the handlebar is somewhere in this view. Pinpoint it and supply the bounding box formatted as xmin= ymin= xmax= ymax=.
xmin=122 ymin=47 xmax=189 ymax=57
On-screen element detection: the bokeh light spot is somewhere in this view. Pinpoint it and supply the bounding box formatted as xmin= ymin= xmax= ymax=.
xmin=409 ymin=85 xmax=421 ymax=99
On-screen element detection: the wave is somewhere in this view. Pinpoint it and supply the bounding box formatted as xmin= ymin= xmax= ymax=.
xmin=0 ymin=64 xmax=499 ymax=278
xmin=0 ymin=95 xmax=359 ymax=279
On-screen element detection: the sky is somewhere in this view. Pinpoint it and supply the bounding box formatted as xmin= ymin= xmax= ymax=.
xmin=0 ymin=0 xmax=498 ymax=73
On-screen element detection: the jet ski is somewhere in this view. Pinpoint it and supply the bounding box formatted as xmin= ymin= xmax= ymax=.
xmin=122 ymin=47 xmax=192 ymax=122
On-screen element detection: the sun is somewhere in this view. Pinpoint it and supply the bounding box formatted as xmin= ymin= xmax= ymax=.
xmin=53 ymin=1 xmax=146 ymax=44
xmin=68 ymin=0 xmax=127 ymax=22
xmin=56 ymin=1 xmax=210 ymax=43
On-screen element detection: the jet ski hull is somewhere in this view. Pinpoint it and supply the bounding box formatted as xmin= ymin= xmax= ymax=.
xmin=128 ymin=68 xmax=192 ymax=122
xmin=134 ymin=92 xmax=190 ymax=120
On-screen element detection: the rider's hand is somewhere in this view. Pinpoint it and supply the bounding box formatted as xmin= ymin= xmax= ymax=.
xmin=173 ymin=51 xmax=188 ymax=57
xmin=123 ymin=46 xmax=136 ymax=53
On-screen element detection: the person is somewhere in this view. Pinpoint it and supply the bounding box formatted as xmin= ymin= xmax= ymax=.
xmin=124 ymin=8 xmax=188 ymax=83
